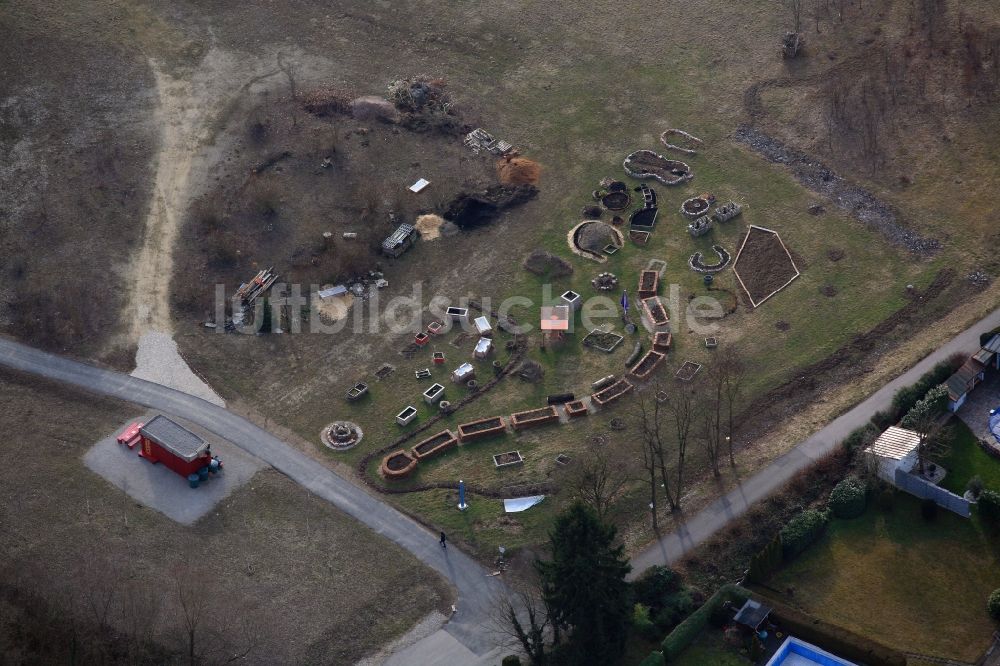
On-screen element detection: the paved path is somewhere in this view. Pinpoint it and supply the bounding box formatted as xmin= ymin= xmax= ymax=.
xmin=0 ymin=338 xmax=505 ymax=661
xmin=630 ymin=305 xmax=1000 ymax=575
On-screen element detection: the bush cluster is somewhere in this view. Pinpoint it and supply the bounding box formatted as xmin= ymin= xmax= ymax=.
xmin=828 ymin=476 xmax=867 ymax=519
xmin=988 ymin=589 xmax=1000 ymax=621
xmin=780 ymin=509 xmax=830 ymax=560
xmin=978 ymin=489 xmax=1000 ymax=526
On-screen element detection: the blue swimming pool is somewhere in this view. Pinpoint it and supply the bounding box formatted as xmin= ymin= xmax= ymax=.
xmin=764 ymin=636 xmax=858 ymax=666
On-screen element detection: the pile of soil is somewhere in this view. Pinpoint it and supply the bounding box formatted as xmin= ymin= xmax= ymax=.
xmin=497 ymin=156 xmax=541 ymax=186
xmin=733 ymin=227 xmax=800 ymax=305
xmin=575 ymin=221 xmax=618 ymax=254
xmin=443 ymin=184 xmax=538 ymax=229
xmin=523 ymin=249 xmax=573 ymax=277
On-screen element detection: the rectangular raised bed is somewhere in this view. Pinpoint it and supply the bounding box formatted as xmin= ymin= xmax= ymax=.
xmin=641 ymin=296 xmax=670 ymax=328
xmin=411 ymin=429 xmax=458 ymax=461
xmin=638 ymin=270 xmax=659 ymax=299
xmin=652 ymin=331 xmax=673 ymax=350
xmin=493 ymin=450 xmax=524 ymax=468
xmin=560 ymin=290 xmax=582 ymax=311
xmin=564 ymin=400 xmax=589 ymax=418
xmin=423 ymin=383 xmax=445 ymax=405
xmin=582 ymin=329 xmax=625 ymax=353
xmin=591 ymin=378 xmax=635 ymax=407
xmin=510 ymin=405 xmax=560 ymax=431
xmin=630 ymin=349 xmax=666 ymax=380
xmin=396 ymin=405 xmax=418 ymax=426
xmin=458 ymin=416 xmax=507 ymax=442
xmin=446 ymin=306 xmax=469 ymax=322
xmin=346 ymin=382 xmax=369 ymax=401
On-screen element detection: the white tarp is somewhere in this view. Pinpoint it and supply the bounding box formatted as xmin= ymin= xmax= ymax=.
xmin=409 ymin=178 xmax=430 ymax=193
xmin=504 ymin=495 xmax=545 ymax=513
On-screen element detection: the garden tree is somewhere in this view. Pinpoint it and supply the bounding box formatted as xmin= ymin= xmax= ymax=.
xmin=491 ymin=582 xmax=552 ymax=665
xmin=636 ymin=385 xmax=694 ymax=514
xmin=784 ymin=0 xmax=804 ymax=32
xmin=567 ymin=442 xmax=631 ymax=523
xmin=719 ymin=348 xmax=746 ymax=467
xmin=536 ymin=503 xmax=632 ymax=664
xmin=173 ymin=565 xmax=260 ymax=666
xmin=901 ymin=384 xmax=950 ymax=475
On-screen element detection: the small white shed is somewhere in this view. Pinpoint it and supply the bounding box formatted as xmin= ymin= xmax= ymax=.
xmin=865 ymin=426 xmax=921 ymax=484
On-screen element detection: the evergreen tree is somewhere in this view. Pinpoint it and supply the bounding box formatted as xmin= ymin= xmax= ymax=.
xmin=536 ymin=502 xmax=632 ymax=665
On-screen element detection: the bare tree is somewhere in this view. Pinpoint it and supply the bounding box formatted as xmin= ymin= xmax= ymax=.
xmin=490 ymin=582 xmax=552 ymax=665
xmin=785 ymin=0 xmax=804 ymax=32
xmin=636 ymin=393 xmax=665 ymax=529
xmin=568 ymin=443 xmax=631 ymax=523
xmin=719 ymin=348 xmax=746 ymax=467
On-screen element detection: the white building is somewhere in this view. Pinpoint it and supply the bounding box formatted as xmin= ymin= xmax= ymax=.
xmin=865 ymin=426 xmax=921 ymax=484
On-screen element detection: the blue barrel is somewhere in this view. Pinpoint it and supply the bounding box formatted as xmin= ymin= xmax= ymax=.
xmin=198 ymin=467 xmax=210 ymax=481
xmin=187 ymin=474 xmax=200 ymax=488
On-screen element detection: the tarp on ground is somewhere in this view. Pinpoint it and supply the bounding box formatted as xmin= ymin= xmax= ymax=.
xmin=503 ymin=495 xmax=545 ymax=513
xmin=990 ymin=408 xmax=1000 ymax=444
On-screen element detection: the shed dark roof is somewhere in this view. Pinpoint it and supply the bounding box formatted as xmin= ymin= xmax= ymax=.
xmin=733 ymin=599 xmax=772 ymax=630
xmin=140 ymin=415 xmax=208 ymax=462
xmin=947 ymin=358 xmax=985 ymax=400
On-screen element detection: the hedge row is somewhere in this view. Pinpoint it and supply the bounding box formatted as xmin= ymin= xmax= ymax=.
xmin=659 ymin=584 xmax=749 ymax=661
xmin=762 ymin=594 xmax=907 ymax=666
xmin=872 ymin=356 xmax=963 ymax=430
xmin=829 ymin=476 xmax=867 ymax=519
xmin=780 ymin=509 xmax=830 ymax=560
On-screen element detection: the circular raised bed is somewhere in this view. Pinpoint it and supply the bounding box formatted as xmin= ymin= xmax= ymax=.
xmin=467 ymin=379 xmax=479 ymax=391
xmin=601 ymin=191 xmax=632 ymax=211
xmin=380 ymin=450 xmax=418 ymax=479
xmin=320 ymin=421 xmax=364 ymax=451
xmin=439 ymin=400 xmax=452 ymax=413
xmin=681 ymin=196 xmax=710 ymax=218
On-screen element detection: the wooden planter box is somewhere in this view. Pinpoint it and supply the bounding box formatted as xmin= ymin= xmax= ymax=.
xmin=411 ymin=429 xmax=458 ymax=461
xmin=638 ymin=270 xmax=659 ymax=299
xmin=630 ymin=350 xmax=666 ymax=380
xmin=510 ymin=405 xmax=560 ymax=431
xmin=381 ymin=450 xmax=418 ymax=479
xmin=652 ymin=331 xmax=673 ymax=351
xmin=641 ymin=296 xmax=670 ymax=328
xmin=591 ymin=378 xmax=635 ymax=407
xmin=564 ymin=400 xmax=589 ymax=418
xmin=493 ymin=450 xmax=524 ymax=468
xmin=457 ymin=416 xmax=507 ymax=442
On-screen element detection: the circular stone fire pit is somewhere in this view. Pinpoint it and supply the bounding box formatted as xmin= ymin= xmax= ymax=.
xmin=321 ymin=420 xmax=364 ymax=451
xmin=591 ymin=272 xmax=619 ymax=291
xmin=681 ymin=196 xmax=710 ymax=218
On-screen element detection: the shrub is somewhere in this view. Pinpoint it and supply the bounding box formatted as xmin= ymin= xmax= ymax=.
xmin=829 ymin=476 xmax=867 ymax=519
xmin=885 ymin=359 xmax=962 ymax=425
xmin=921 ymin=498 xmax=938 ymax=521
xmin=967 ymin=475 xmax=985 ymax=499
xmin=631 ymin=566 xmax=693 ymax=632
xmin=745 ymin=533 xmax=783 ymax=584
xmin=842 ymin=423 xmax=879 ymax=452
xmin=978 ymin=489 xmax=1000 ymax=525
xmin=901 ymin=384 xmax=950 ymax=430
xmin=501 ymin=657 xmax=522 ymax=666
xmin=981 ymin=326 xmax=1000 ymax=347
xmin=781 ymin=509 xmax=830 ymax=560
xmin=632 ymin=603 xmax=660 ymax=641
xmin=870 ymin=409 xmax=894 ymax=431
xmin=988 ymin=589 xmax=1000 ymax=621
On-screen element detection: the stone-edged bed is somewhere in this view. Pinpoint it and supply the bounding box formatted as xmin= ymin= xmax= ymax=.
xmin=623 ymin=149 xmax=693 ymax=186
xmin=680 ymin=196 xmax=711 ymax=219
xmin=660 ymin=128 xmax=703 ymax=156
xmin=689 ymin=245 xmax=732 ymax=273
xmin=566 ymin=220 xmax=626 ymax=263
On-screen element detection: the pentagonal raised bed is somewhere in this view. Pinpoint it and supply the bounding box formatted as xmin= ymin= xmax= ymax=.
xmin=493 ymin=450 xmax=524 ymax=468
xmin=591 ymin=378 xmax=635 ymax=407
xmin=630 ymin=350 xmax=666 ymax=380
xmin=652 ymin=331 xmax=673 ymax=351
xmin=564 ymin=400 xmax=589 ymax=418
xmin=641 ymin=297 xmax=670 ymax=328
xmin=381 ymin=450 xmax=418 ymax=479
xmin=458 ymin=416 xmax=507 ymax=442
xmin=510 ymin=406 xmax=560 ymax=431
xmin=638 ymin=270 xmax=659 ymax=299
xmin=411 ymin=429 xmax=458 ymax=461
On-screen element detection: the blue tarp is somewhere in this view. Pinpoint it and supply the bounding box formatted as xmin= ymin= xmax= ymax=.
xmin=990 ymin=408 xmax=1000 ymax=444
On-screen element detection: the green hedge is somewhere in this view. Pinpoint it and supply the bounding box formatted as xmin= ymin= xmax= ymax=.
xmin=762 ymin=595 xmax=907 ymax=666
xmin=660 ymin=584 xmax=749 ymax=661
xmin=887 ymin=359 xmax=960 ymax=425
xmin=780 ymin=509 xmax=830 ymax=560
xmin=828 ymin=476 xmax=867 ymax=519
xmin=978 ymin=489 xmax=1000 ymax=525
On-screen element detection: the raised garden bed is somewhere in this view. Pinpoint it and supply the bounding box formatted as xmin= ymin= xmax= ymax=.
xmin=732 ymin=225 xmax=801 ymax=307
xmin=555 ymin=453 xmax=571 ymax=465
xmin=629 ymin=206 xmax=658 ymax=231
xmin=638 ymin=270 xmax=659 ymax=298
xmin=396 ymin=405 xmax=418 ymax=426
xmin=510 ymin=405 xmax=560 ymax=431
xmin=458 ymin=415 xmax=507 ymax=442
xmin=681 ymin=196 xmax=711 ymax=218
xmin=591 ymin=378 xmax=635 ymax=406
xmin=410 ymin=429 xmax=458 ymax=461
xmin=713 ymin=201 xmax=742 ymax=222
xmin=623 ymin=149 xmax=693 ymax=186
xmin=602 ymin=244 xmax=619 ymax=255
xmin=601 ymin=191 xmax=631 ymax=210
xmin=493 ymin=450 xmax=524 ymax=468
xmin=446 ymin=306 xmax=468 ymax=322
xmin=583 ymin=329 xmax=625 ymax=353
xmin=630 ymin=230 xmax=650 ymax=245
xmin=675 ymin=361 xmax=702 ymax=382
xmin=381 ymin=450 xmax=418 ymax=479
xmin=629 ymin=349 xmax=666 ymax=380
xmin=564 ymin=400 xmax=589 ymax=418
xmin=652 ymin=331 xmax=672 ymax=350
xmin=640 ymin=296 xmax=670 ymax=328
xmin=423 ymin=383 xmax=445 ymax=405
xmin=705 ymin=337 xmax=718 ymax=348
xmin=427 ymin=320 xmax=444 ymax=335
xmin=689 ymin=245 xmax=731 ymax=273
xmin=346 ymin=382 xmax=369 ymax=401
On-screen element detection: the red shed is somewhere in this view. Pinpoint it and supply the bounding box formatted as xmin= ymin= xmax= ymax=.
xmin=138 ymin=415 xmax=212 ymax=478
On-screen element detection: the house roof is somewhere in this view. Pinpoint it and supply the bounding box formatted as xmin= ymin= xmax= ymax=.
xmin=867 ymin=426 xmax=921 ymax=460
xmin=139 ymin=415 xmax=208 ymax=462
xmin=947 ymin=358 xmax=985 ymax=400
xmin=974 ymin=347 xmax=996 ymax=365
xmin=984 ymin=334 xmax=1000 ymax=354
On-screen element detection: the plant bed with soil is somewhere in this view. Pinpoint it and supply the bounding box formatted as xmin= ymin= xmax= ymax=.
xmin=457 ymin=415 xmax=507 ymax=442
xmin=381 ymin=450 xmax=418 ymax=479
xmin=582 ymin=329 xmax=625 ymax=353
xmin=591 ymin=378 xmax=635 ymax=406
xmin=623 ymin=149 xmax=693 ymax=185
xmin=641 ymin=296 xmax=670 ymax=328
xmin=564 ymin=400 xmax=589 ymax=418
xmin=493 ymin=450 xmax=524 ymax=468
xmin=630 ymin=349 xmax=666 ymax=380
xmin=732 ymin=225 xmax=801 ymax=307
xmin=675 ymin=361 xmax=702 ymax=382
xmin=510 ymin=405 xmax=560 ymax=430
xmin=652 ymin=331 xmax=673 ymax=350
xmin=638 ymin=270 xmax=659 ymax=298
xmin=411 ymin=429 xmax=458 ymax=461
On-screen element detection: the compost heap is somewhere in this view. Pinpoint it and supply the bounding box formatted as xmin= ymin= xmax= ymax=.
xmin=497 ymin=156 xmax=541 ymax=186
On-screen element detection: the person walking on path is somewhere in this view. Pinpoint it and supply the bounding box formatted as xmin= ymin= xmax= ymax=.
xmin=439 ymin=531 xmax=447 ymax=549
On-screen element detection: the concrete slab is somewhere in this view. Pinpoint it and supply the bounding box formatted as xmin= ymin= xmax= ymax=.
xmin=83 ymin=411 xmax=266 ymax=525
xmin=382 ymin=628 xmax=508 ymax=666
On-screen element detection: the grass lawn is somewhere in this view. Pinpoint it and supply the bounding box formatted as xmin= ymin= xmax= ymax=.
xmin=759 ymin=494 xmax=1000 ymax=661
xmin=940 ymin=419 xmax=1000 ymax=495
xmin=668 ymin=630 xmax=753 ymax=666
